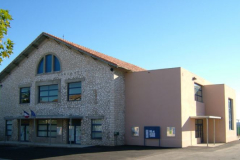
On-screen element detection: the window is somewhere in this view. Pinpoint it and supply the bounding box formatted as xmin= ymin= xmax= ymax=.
xmin=39 ymin=85 xmax=58 ymax=103
xmin=6 ymin=120 xmax=12 ymax=136
xmin=229 ymin=99 xmax=233 ymax=130
xmin=68 ymin=82 xmax=81 ymax=101
xmin=37 ymin=119 xmax=57 ymax=137
xmin=37 ymin=54 xmax=60 ymax=74
xmin=20 ymin=87 xmax=30 ymax=103
xmin=194 ymin=83 xmax=203 ymax=102
xmin=91 ymin=119 xmax=102 ymax=139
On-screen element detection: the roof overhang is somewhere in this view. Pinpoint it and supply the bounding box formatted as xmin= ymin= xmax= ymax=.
xmin=190 ymin=116 xmax=221 ymax=119
xmin=0 ymin=32 xmax=144 ymax=82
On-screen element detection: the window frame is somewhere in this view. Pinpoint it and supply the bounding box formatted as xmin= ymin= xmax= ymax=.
xmin=37 ymin=119 xmax=57 ymax=137
xmin=91 ymin=119 xmax=103 ymax=139
xmin=6 ymin=120 xmax=12 ymax=136
xmin=68 ymin=82 xmax=82 ymax=101
xmin=20 ymin=87 xmax=30 ymax=104
xmin=39 ymin=84 xmax=58 ymax=103
xmin=229 ymin=98 xmax=233 ymax=130
xmin=194 ymin=83 xmax=203 ymax=102
xmin=37 ymin=54 xmax=61 ymax=75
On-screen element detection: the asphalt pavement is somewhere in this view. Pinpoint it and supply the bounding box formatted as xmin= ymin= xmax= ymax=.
xmin=0 ymin=140 xmax=240 ymax=160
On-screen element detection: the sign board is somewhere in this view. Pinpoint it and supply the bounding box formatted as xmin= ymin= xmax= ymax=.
xmin=132 ymin=127 xmax=139 ymax=136
xmin=144 ymin=126 xmax=160 ymax=146
xmin=144 ymin=126 xmax=160 ymax=139
xmin=167 ymin=127 xmax=175 ymax=137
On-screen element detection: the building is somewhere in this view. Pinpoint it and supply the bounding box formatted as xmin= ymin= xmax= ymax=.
xmin=0 ymin=33 xmax=238 ymax=147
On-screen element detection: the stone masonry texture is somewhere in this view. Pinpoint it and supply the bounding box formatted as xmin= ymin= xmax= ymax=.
xmin=0 ymin=39 xmax=126 ymax=146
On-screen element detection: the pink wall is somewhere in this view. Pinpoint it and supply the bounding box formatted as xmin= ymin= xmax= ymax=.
xmin=125 ymin=68 xmax=182 ymax=147
xmin=125 ymin=67 xmax=237 ymax=148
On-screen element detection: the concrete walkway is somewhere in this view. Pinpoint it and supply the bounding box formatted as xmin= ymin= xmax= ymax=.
xmin=0 ymin=141 xmax=93 ymax=148
xmin=191 ymin=143 xmax=224 ymax=147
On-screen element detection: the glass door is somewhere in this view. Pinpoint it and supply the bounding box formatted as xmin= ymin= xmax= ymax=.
xmin=68 ymin=119 xmax=81 ymax=144
xmin=69 ymin=126 xmax=75 ymax=143
xmin=20 ymin=124 xmax=29 ymax=141
xmin=75 ymin=126 xmax=81 ymax=144
xmin=195 ymin=119 xmax=203 ymax=143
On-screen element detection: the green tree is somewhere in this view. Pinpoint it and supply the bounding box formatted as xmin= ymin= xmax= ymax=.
xmin=0 ymin=9 xmax=14 ymax=64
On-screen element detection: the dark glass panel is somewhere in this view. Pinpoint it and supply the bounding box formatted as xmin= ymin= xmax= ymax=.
xmin=92 ymin=119 xmax=102 ymax=124
xmin=45 ymin=55 xmax=52 ymax=73
xmin=50 ymin=120 xmax=57 ymax=124
xmin=38 ymin=131 xmax=47 ymax=137
xmin=40 ymin=91 xmax=48 ymax=96
xmin=40 ymin=86 xmax=49 ymax=91
xmin=38 ymin=120 xmax=48 ymax=124
xmin=49 ymin=85 xmax=58 ymax=90
xmin=49 ymin=96 xmax=58 ymax=102
xmin=54 ymin=56 xmax=60 ymax=71
xmin=92 ymin=132 xmax=102 ymax=138
xmin=69 ymin=94 xmax=81 ymax=101
xmin=6 ymin=121 xmax=12 ymax=124
xmin=21 ymin=88 xmax=30 ymax=93
xmin=38 ymin=125 xmax=47 ymax=130
xmin=37 ymin=58 xmax=44 ymax=74
xmin=69 ymin=82 xmax=81 ymax=88
xmin=49 ymin=90 xmax=58 ymax=96
xmin=92 ymin=125 xmax=102 ymax=131
xmin=21 ymin=93 xmax=30 ymax=98
xmin=21 ymin=98 xmax=30 ymax=103
xmin=69 ymin=88 xmax=81 ymax=94
xmin=40 ymin=97 xmax=48 ymax=103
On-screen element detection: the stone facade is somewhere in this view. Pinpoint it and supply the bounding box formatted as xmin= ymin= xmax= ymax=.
xmin=0 ymin=38 xmax=125 ymax=146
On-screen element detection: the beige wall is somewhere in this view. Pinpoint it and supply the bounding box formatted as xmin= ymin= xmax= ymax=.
xmin=180 ymin=68 xmax=211 ymax=147
xmin=204 ymin=84 xmax=226 ymax=143
xmin=181 ymin=68 xmax=237 ymax=146
xmin=125 ymin=68 xmax=182 ymax=147
xmin=224 ymin=85 xmax=237 ymax=142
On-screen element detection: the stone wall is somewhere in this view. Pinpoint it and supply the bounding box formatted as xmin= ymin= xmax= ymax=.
xmin=0 ymin=39 xmax=125 ymax=146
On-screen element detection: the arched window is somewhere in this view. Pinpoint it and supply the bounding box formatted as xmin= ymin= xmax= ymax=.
xmin=37 ymin=54 xmax=60 ymax=74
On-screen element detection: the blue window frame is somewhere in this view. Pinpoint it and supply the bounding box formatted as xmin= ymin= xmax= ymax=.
xmin=45 ymin=55 xmax=52 ymax=73
xmin=20 ymin=87 xmax=30 ymax=103
xmin=39 ymin=85 xmax=58 ymax=103
xmin=6 ymin=120 xmax=12 ymax=136
xmin=229 ymin=99 xmax=233 ymax=130
xmin=91 ymin=119 xmax=102 ymax=139
xmin=54 ymin=56 xmax=60 ymax=71
xmin=37 ymin=54 xmax=60 ymax=74
xmin=37 ymin=119 xmax=57 ymax=137
xmin=37 ymin=59 xmax=44 ymax=74
xmin=68 ymin=82 xmax=81 ymax=101
xmin=194 ymin=83 xmax=203 ymax=102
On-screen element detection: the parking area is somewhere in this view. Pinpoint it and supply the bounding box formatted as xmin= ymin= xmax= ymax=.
xmin=0 ymin=140 xmax=240 ymax=160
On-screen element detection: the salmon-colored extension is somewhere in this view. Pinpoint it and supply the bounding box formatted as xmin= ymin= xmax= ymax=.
xmin=125 ymin=67 xmax=237 ymax=147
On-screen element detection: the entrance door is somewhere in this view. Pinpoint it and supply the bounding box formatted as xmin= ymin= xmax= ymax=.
xmin=20 ymin=124 xmax=29 ymax=141
xmin=69 ymin=119 xmax=81 ymax=144
xmin=195 ymin=119 xmax=203 ymax=143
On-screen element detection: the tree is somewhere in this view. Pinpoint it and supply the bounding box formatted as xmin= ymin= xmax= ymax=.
xmin=0 ymin=9 xmax=14 ymax=64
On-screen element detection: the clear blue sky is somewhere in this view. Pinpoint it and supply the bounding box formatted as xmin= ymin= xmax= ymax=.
xmin=1 ymin=0 xmax=240 ymax=118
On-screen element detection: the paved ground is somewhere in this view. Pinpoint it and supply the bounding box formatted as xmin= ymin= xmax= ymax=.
xmin=0 ymin=140 xmax=240 ymax=160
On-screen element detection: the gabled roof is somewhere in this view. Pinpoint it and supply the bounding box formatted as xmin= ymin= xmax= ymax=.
xmin=0 ymin=32 xmax=145 ymax=81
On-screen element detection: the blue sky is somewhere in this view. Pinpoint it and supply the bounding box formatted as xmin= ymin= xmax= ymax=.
xmin=1 ymin=0 xmax=240 ymax=118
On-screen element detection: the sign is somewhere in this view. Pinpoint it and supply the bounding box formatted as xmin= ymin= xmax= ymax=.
xmin=144 ymin=126 xmax=160 ymax=139
xmin=132 ymin=127 xmax=139 ymax=136
xmin=167 ymin=127 xmax=175 ymax=137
